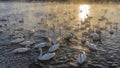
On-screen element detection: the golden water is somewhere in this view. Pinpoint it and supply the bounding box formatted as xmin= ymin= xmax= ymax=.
xmin=0 ymin=3 xmax=120 ymax=30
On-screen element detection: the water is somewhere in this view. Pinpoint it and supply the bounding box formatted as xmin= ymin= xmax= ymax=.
xmin=0 ymin=2 xmax=120 ymax=30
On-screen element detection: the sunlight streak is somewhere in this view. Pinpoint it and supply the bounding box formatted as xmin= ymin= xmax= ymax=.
xmin=79 ymin=4 xmax=90 ymax=21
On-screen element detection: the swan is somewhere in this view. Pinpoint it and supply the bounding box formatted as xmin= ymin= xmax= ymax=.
xmin=91 ymin=33 xmax=100 ymax=42
xmin=14 ymin=26 xmax=24 ymax=31
xmin=12 ymin=33 xmax=24 ymax=39
xmin=88 ymin=43 xmax=97 ymax=50
xmin=20 ymin=40 xmax=35 ymax=46
xmin=46 ymin=28 xmax=61 ymax=45
xmin=109 ymin=24 xmax=114 ymax=35
xmin=48 ymin=44 xmax=59 ymax=53
xmin=34 ymin=42 xmax=50 ymax=48
xmin=81 ymin=37 xmax=86 ymax=44
xmin=77 ymin=50 xmax=87 ymax=64
xmin=109 ymin=30 xmax=114 ymax=37
xmin=95 ymin=29 xmax=101 ymax=35
xmin=114 ymin=22 xmax=118 ymax=33
xmin=49 ymin=34 xmax=58 ymax=44
xmin=38 ymin=48 xmax=55 ymax=61
xmin=0 ymin=29 xmax=3 ymax=33
xmin=10 ymin=38 xmax=24 ymax=44
xmin=82 ymin=32 xmax=89 ymax=36
xmin=12 ymin=46 xmax=30 ymax=54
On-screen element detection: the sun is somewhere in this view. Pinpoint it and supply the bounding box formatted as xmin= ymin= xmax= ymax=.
xmin=79 ymin=4 xmax=90 ymax=21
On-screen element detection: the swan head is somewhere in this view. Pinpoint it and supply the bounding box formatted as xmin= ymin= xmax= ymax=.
xmin=79 ymin=49 xmax=85 ymax=54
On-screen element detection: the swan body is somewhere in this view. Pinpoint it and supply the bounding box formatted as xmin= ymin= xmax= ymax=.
xmin=88 ymin=44 xmax=97 ymax=50
xmin=96 ymin=29 xmax=101 ymax=34
xmin=12 ymin=33 xmax=24 ymax=39
xmin=109 ymin=24 xmax=114 ymax=35
xmin=38 ymin=53 xmax=55 ymax=61
xmin=14 ymin=27 xmax=24 ymax=31
xmin=0 ymin=29 xmax=3 ymax=33
xmin=109 ymin=30 xmax=114 ymax=35
xmin=10 ymin=38 xmax=24 ymax=44
xmin=81 ymin=37 xmax=86 ymax=44
xmin=12 ymin=48 xmax=30 ymax=53
xmin=34 ymin=42 xmax=50 ymax=48
xmin=38 ymin=48 xmax=55 ymax=61
xmin=82 ymin=32 xmax=89 ymax=36
xmin=48 ymin=44 xmax=59 ymax=52
xmin=77 ymin=51 xmax=87 ymax=64
xmin=20 ymin=40 xmax=34 ymax=46
xmin=91 ymin=33 xmax=100 ymax=42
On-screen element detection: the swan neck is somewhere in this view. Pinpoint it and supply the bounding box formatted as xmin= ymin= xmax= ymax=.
xmin=39 ymin=48 xmax=43 ymax=57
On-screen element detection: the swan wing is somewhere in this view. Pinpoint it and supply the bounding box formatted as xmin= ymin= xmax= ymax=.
xmin=39 ymin=53 xmax=55 ymax=60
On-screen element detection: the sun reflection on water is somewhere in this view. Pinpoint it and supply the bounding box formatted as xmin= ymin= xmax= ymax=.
xmin=79 ymin=4 xmax=90 ymax=21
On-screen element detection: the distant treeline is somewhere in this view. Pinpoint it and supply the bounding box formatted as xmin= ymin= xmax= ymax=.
xmin=0 ymin=0 xmax=120 ymax=3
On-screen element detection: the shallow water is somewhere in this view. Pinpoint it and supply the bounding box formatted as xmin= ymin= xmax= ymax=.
xmin=0 ymin=2 xmax=120 ymax=30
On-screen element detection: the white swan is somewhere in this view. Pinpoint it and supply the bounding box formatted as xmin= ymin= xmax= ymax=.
xmin=47 ymin=28 xmax=61 ymax=45
xmin=48 ymin=34 xmax=59 ymax=45
xmin=77 ymin=50 xmax=87 ymax=64
xmin=38 ymin=48 xmax=55 ymax=61
xmin=34 ymin=42 xmax=50 ymax=48
xmin=12 ymin=47 xmax=30 ymax=54
xmin=20 ymin=40 xmax=35 ymax=46
xmin=88 ymin=43 xmax=97 ymax=50
xmin=14 ymin=27 xmax=24 ymax=31
xmin=48 ymin=44 xmax=59 ymax=53
xmin=10 ymin=38 xmax=24 ymax=44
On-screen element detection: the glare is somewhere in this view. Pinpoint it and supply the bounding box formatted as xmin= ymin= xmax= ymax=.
xmin=79 ymin=4 xmax=90 ymax=21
